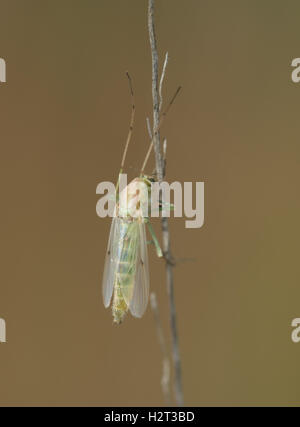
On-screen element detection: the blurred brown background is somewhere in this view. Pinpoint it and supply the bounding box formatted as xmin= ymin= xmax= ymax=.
xmin=0 ymin=0 xmax=300 ymax=406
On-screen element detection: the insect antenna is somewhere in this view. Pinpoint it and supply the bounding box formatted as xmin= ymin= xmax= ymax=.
xmin=120 ymin=71 xmax=135 ymax=172
xmin=116 ymin=72 xmax=135 ymax=196
xmin=140 ymin=86 xmax=181 ymax=175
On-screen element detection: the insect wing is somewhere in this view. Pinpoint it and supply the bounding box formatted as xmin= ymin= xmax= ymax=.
xmin=129 ymin=222 xmax=150 ymax=318
xmin=102 ymin=217 xmax=121 ymax=308
xmin=118 ymin=222 xmax=140 ymax=307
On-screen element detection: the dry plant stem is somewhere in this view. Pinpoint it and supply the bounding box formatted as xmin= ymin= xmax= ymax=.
xmin=148 ymin=0 xmax=163 ymax=182
xmin=148 ymin=0 xmax=184 ymax=407
xmin=150 ymin=293 xmax=171 ymax=405
xmin=159 ymin=52 xmax=169 ymax=113
xmin=146 ymin=117 xmax=153 ymax=140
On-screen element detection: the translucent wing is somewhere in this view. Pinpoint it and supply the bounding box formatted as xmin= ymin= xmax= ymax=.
xmin=119 ymin=222 xmax=140 ymax=307
xmin=129 ymin=222 xmax=150 ymax=318
xmin=102 ymin=217 xmax=121 ymax=308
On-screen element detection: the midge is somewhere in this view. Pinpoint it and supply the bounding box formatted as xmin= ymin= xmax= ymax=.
xmin=102 ymin=72 xmax=180 ymax=324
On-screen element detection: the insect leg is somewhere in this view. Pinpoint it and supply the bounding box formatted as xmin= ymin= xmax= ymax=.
xmin=146 ymin=222 xmax=163 ymax=258
xmin=140 ymin=86 xmax=181 ymax=175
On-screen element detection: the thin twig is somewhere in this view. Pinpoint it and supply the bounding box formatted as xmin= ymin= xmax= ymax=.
xmin=148 ymin=0 xmax=163 ymax=182
xmin=146 ymin=117 xmax=153 ymax=139
xmin=150 ymin=293 xmax=171 ymax=405
xmin=148 ymin=0 xmax=184 ymax=406
xmin=159 ymin=52 xmax=169 ymax=112
xmin=162 ymin=138 xmax=167 ymax=178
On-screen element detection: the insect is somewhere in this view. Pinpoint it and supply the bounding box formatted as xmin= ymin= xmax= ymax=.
xmin=102 ymin=73 xmax=180 ymax=324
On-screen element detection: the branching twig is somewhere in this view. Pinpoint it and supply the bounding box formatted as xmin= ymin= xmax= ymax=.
xmin=148 ymin=0 xmax=163 ymax=183
xmin=150 ymin=293 xmax=171 ymax=405
xmin=162 ymin=138 xmax=167 ymax=178
xmin=148 ymin=0 xmax=184 ymax=407
xmin=146 ymin=117 xmax=153 ymax=139
xmin=159 ymin=52 xmax=169 ymax=112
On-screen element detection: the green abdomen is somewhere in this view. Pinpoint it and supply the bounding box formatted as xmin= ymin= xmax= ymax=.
xmin=112 ymin=221 xmax=139 ymax=323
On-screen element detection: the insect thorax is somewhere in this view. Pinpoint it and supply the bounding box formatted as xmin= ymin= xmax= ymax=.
xmin=117 ymin=177 xmax=152 ymax=220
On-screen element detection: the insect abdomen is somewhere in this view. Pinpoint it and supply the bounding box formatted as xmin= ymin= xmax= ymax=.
xmin=112 ymin=282 xmax=129 ymax=324
xmin=112 ymin=222 xmax=138 ymax=324
xmin=112 ymin=268 xmax=135 ymax=324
